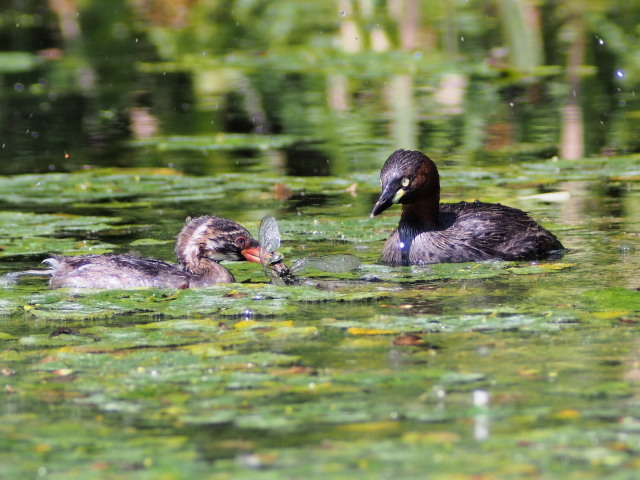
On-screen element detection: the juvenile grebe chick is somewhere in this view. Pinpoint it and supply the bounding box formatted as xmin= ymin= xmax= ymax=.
xmin=45 ymin=215 xmax=262 ymax=289
xmin=371 ymin=149 xmax=564 ymax=265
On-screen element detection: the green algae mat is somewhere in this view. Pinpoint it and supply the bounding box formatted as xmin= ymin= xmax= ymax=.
xmin=0 ymin=158 xmax=639 ymax=479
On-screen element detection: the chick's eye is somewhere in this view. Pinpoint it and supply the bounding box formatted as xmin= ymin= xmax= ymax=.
xmin=401 ymin=178 xmax=410 ymax=187
xmin=235 ymin=237 xmax=246 ymax=247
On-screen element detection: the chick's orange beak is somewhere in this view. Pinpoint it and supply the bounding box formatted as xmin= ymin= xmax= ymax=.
xmin=241 ymin=246 xmax=263 ymax=263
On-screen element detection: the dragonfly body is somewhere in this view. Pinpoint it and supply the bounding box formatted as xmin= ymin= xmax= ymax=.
xmin=258 ymin=216 xmax=360 ymax=285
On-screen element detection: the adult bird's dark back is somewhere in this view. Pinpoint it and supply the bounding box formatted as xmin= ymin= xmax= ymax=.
xmin=44 ymin=215 xmax=263 ymax=289
xmin=370 ymin=149 xmax=564 ymax=265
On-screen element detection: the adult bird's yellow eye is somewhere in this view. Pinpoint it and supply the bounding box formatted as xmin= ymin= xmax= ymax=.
xmin=401 ymin=178 xmax=410 ymax=187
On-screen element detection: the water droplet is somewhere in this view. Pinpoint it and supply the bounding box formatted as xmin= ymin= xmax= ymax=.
xmin=433 ymin=385 xmax=446 ymax=399
xmin=616 ymin=70 xmax=624 ymax=78
xmin=598 ymin=38 xmax=604 ymax=45
xmin=473 ymin=389 xmax=490 ymax=407
xmin=618 ymin=243 xmax=636 ymax=253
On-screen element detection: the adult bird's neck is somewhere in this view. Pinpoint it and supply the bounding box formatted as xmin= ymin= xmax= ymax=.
xmin=400 ymin=193 xmax=440 ymax=227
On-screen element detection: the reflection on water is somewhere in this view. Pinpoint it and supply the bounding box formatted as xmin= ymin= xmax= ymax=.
xmin=284 ymin=147 xmax=331 ymax=177
xmin=1 ymin=4 xmax=639 ymax=176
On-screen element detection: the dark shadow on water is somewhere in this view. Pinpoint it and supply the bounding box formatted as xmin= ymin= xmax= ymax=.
xmin=284 ymin=147 xmax=331 ymax=177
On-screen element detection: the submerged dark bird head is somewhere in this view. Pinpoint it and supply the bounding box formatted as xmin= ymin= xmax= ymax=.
xmin=371 ymin=149 xmax=441 ymax=217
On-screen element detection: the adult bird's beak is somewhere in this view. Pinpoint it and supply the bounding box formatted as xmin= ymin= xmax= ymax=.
xmin=241 ymin=246 xmax=263 ymax=263
xmin=370 ymin=185 xmax=405 ymax=217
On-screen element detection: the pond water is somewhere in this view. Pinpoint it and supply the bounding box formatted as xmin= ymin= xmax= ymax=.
xmin=2 ymin=3 xmax=640 ymax=479
xmin=1 ymin=153 xmax=638 ymax=479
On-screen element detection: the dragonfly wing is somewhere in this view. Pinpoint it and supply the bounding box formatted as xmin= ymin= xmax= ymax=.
xmin=259 ymin=216 xmax=281 ymax=253
xmin=259 ymin=217 xmax=294 ymax=283
xmin=288 ymin=258 xmax=308 ymax=276
xmin=258 ymin=216 xmax=282 ymax=266
xmin=290 ymin=254 xmax=361 ymax=275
